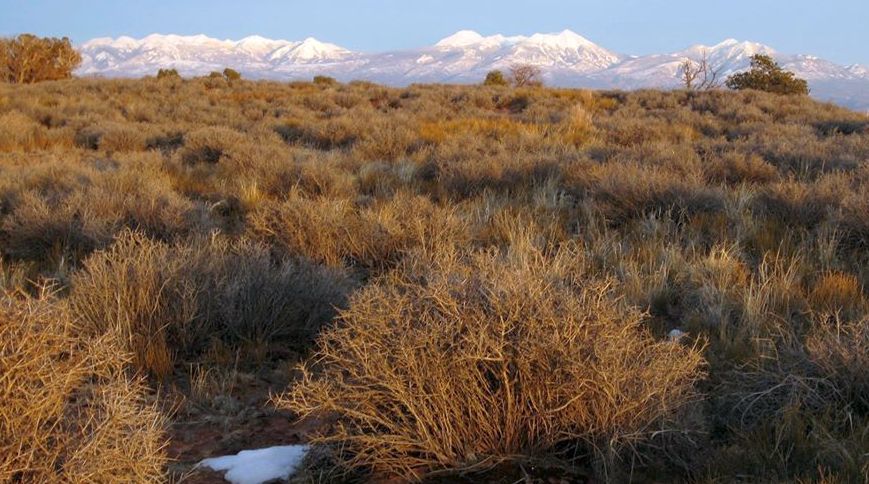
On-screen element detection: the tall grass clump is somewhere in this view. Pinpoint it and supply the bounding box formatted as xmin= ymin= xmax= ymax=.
xmin=277 ymin=242 xmax=705 ymax=481
xmin=69 ymin=230 xmax=196 ymax=378
xmin=69 ymin=230 xmax=354 ymax=377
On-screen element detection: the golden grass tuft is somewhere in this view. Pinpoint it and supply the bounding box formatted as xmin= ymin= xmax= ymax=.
xmin=70 ymin=230 xmax=193 ymax=378
xmin=808 ymin=271 xmax=865 ymax=316
xmin=0 ymin=110 xmax=49 ymax=151
xmin=179 ymin=126 xmax=247 ymax=164
xmin=97 ymin=122 xmax=149 ymax=152
xmin=703 ymin=153 xmax=779 ymax=185
xmin=418 ymin=117 xmax=544 ymax=145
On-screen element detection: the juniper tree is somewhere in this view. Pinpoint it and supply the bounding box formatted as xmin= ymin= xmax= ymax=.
xmin=726 ymin=54 xmax=809 ymax=95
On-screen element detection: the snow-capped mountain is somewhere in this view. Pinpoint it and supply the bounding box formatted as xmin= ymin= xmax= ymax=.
xmin=336 ymin=30 xmax=624 ymax=85
xmin=78 ymin=34 xmax=355 ymax=78
xmin=76 ymin=31 xmax=869 ymax=111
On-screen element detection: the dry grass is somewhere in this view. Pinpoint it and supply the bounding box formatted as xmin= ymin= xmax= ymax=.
xmin=808 ymin=272 xmax=866 ymax=316
xmin=276 ymin=242 xmax=705 ymax=481
xmin=0 ymin=77 xmax=868 ymax=481
xmin=70 ymin=230 xmax=354 ymax=378
xmin=70 ymin=230 xmax=196 ymax=378
xmin=807 ymin=314 xmax=869 ymax=412
xmin=248 ymin=190 xmax=467 ymax=272
xmin=0 ymin=291 xmax=167 ymax=482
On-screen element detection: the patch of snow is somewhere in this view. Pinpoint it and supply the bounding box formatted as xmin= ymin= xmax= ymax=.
xmin=198 ymin=445 xmax=310 ymax=484
xmin=668 ymin=329 xmax=688 ymax=342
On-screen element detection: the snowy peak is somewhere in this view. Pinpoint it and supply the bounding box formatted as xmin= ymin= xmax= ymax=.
xmin=505 ymin=30 xmax=622 ymax=72
xmin=234 ymin=35 xmax=291 ymax=55
xmin=434 ymin=30 xmax=524 ymax=51
xmin=139 ymin=33 xmax=228 ymax=48
xmin=436 ymin=29 xmax=605 ymax=51
xmin=270 ymin=37 xmax=351 ymax=63
xmin=680 ymin=38 xmax=775 ymax=62
xmin=79 ymin=33 xmax=353 ymax=59
xmin=710 ymin=39 xmax=774 ymax=59
xmin=83 ymin=36 xmax=140 ymax=50
xmin=235 ymin=34 xmax=279 ymax=46
xmin=435 ymin=30 xmax=486 ymax=48
xmin=526 ymin=29 xmax=599 ymax=49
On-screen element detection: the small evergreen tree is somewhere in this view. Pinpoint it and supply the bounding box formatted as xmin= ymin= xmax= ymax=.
xmin=483 ymin=70 xmax=509 ymax=87
xmin=222 ymin=68 xmax=241 ymax=81
xmin=725 ymin=54 xmax=809 ymax=95
xmin=156 ymin=68 xmax=180 ymax=80
xmin=313 ymin=75 xmax=338 ymax=86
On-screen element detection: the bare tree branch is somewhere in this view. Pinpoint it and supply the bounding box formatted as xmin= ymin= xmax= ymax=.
xmin=679 ymin=50 xmax=722 ymax=91
xmin=509 ymin=64 xmax=543 ymax=87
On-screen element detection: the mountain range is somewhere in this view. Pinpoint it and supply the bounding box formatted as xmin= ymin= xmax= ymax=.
xmin=76 ymin=30 xmax=869 ymax=111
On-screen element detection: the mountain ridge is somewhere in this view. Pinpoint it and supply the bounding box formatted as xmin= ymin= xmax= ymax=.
xmin=76 ymin=31 xmax=869 ymax=111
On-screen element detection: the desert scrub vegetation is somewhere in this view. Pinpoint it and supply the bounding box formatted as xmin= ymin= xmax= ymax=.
xmin=277 ymin=242 xmax=705 ymax=481
xmin=70 ymin=230 xmax=354 ymax=378
xmin=0 ymin=291 xmax=167 ymax=482
xmin=0 ymin=76 xmax=867 ymax=481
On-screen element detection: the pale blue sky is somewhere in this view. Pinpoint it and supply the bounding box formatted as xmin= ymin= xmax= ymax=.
xmin=1 ymin=0 xmax=867 ymax=65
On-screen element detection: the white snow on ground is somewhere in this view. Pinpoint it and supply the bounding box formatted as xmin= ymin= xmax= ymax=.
xmin=668 ymin=329 xmax=688 ymax=342
xmin=198 ymin=445 xmax=310 ymax=484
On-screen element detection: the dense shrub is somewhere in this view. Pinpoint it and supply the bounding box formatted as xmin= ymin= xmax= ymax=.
xmin=69 ymin=231 xmax=196 ymax=377
xmin=0 ymin=189 xmax=114 ymax=265
xmin=483 ymin=69 xmax=509 ymax=86
xmin=510 ymin=63 xmax=543 ymax=87
xmin=313 ymin=75 xmax=338 ymax=86
xmin=703 ymin=153 xmax=779 ymax=185
xmin=248 ymin=191 xmax=466 ymax=272
xmin=178 ymin=126 xmax=246 ymax=164
xmin=0 ymin=110 xmax=57 ymax=151
xmin=70 ymin=230 xmax=354 ymax=377
xmin=278 ymin=243 xmax=705 ymax=480
xmin=726 ymin=54 xmax=810 ymax=95
xmin=222 ymin=67 xmax=241 ymax=81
